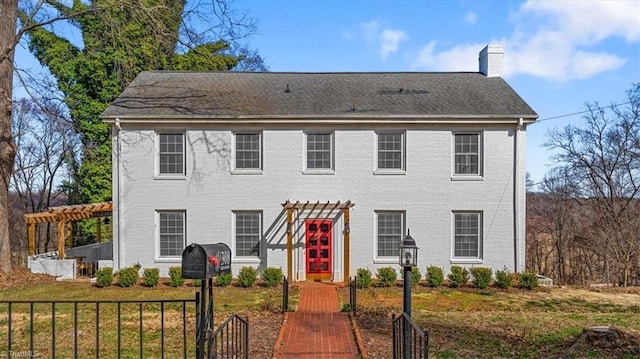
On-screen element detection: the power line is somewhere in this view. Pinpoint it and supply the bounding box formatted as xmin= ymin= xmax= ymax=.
xmin=532 ymin=101 xmax=633 ymax=125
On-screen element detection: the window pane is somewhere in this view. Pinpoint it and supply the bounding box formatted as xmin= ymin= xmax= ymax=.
xmin=454 ymin=134 xmax=479 ymax=175
xmin=159 ymin=212 xmax=184 ymax=256
xmin=307 ymin=133 xmax=332 ymax=169
xmin=236 ymin=133 xmax=261 ymax=169
xmin=377 ymin=212 xmax=403 ymax=257
xmin=159 ymin=133 xmax=184 ymax=174
xmin=236 ymin=212 xmax=261 ymax=257
xmin=454 ymin=212 xmax=480 ymax=258
xmin=378 ymin=133 xmax=403 ymax=169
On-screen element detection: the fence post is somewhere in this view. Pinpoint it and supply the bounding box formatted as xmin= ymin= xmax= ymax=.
xmin=282 ymin=277 xmax=289 ymax=313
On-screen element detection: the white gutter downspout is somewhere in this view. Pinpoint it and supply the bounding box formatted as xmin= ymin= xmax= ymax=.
xmin=513 ymin=117 xmax=524 ymax=272
xmin=114 ymin=118 xmax=122 ymax=270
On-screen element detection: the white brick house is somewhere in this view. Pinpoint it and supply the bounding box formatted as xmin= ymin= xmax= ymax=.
xmin=101 ymin=44 xmax=537 ymax=281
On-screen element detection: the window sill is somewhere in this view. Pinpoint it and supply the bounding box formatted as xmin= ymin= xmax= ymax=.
xmin=450 ymin=175 xmax=483 ymax=181
xmin=373 ymin=258 xmax=400 ymax=265
xmin=374 ymin=170 xmax=406 ymax=175
xmin=231 ymin=170 xmax=263 ymax=175
xmin=154 ymin=257 xmax=181 ymax=263
xmin=232 ymin=257 xmax=261 ymax=264
xmin=302 ymin=169 xmax=335 ymax=175
xmin=154 ymin=175 xmax=187 ymax=181
xmin=450 ymin=258 xmax=483 ymax=265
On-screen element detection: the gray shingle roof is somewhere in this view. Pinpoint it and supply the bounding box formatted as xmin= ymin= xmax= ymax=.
xmin=101 ymin=71 xmax=537 ymax=120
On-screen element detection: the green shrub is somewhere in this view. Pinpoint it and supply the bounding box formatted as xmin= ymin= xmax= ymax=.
xmin=216 ymin=273 xmax=233 ymax=287
xmin=518 ymin=271 xmax=539 ymax=290
xmin=262 ymin=267 xmax=284 ymax=287
xmin=470 ymin=267 xmax=492 ymax=289
xmin=356 ymin=268 xmax=373 ymax=289
xmin=447 ymin=266 xmax=469 ymax=288
xmin=142 ymin=268 xmax=160 ymax=287
xmin=426 ymin=266 xmax=444 ymax=287
xmin=495 ymin=269 xmax=512 ymax=289
xmin=192 ymin=279 xmax=202 ymax=287
xmin=117 ymin=266 xmax=139 ymax=287
xmin=168 ymin=266 xmax=185 ymax=287
xmin=237 ymin=266 xmax=258 ymax=288
xmin=411 ymin=267 xmax=422 ymax=287
xmin=95 ymin=267 xmax=113 ymax=288
xmin=375 ymin=267 xmax=398 ymax=287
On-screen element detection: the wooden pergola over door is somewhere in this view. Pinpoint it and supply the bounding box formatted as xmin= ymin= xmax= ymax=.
xmin=282 ymin=200 xmax=355 ymax=283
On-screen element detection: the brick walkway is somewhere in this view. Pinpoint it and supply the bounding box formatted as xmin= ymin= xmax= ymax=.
xmin=273 ymin=282 xmax=362 ymax=358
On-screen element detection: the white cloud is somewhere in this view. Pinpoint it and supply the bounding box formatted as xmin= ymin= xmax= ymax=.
xmin=359 ymin=20 xmax=407 ymax=61
xmin=465 ymin=12 xmax=477 ymax=25
xmin=411 ymin=41 xmax=482 ymax=72
xmin=380 ymin=29 xmax=408 ymax=61
xmin=411 ymin=0 xmax=638 ymax=81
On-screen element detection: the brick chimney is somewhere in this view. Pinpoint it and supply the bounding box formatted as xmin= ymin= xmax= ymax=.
xmin=479 ymin=44 xmax=503 ymax=77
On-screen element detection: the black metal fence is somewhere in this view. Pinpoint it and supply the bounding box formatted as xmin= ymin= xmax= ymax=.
xmin=392 ymin=312 xmax=429 ymax=359
xmin=209 ymin=314 xmax=249 ymax=359
xmin=282 ymin=276 xmax=289 ymax=313
xmin=349 ymin=276 xmax=357 ymax=313
xmin=0 ymin=299 xmax=196 ymax=358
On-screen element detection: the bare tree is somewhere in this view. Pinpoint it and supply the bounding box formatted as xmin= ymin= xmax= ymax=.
xmin=11 ymin=97 xmax=76 ymax=252
xmin=545 ymin=83 xmax=640 ymax=286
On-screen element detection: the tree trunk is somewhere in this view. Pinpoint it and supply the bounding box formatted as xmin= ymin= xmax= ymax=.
xmin=0 ymin=0 xmax=18 ymax=274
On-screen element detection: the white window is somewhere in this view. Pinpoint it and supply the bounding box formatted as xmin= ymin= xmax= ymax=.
xmin=234 ymin=211 xmax=261 ymax=257
xmin=158 ymin=211 xmax=185 ymax=257
xmin=159 ymin=133 xmax=185 ymax=175
xmin=377 ymin=132 xmax=405 ymax=170
xmin=453 ymin=212 xmax=482 ymax=259
xmin=376 ymin=211 xmax=404 ymax=258
xmin=235 ymin=133 xmax=261 ymax=170
xmin=306 ymin=133 xmax=333 ymax=170
xmin=454 ymin=133 xmax=481 ymax=176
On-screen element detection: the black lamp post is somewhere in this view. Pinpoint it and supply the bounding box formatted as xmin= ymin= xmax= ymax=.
xmin=400 ymin=229 xmax=418 ymax=317
xmin=400 ymin=229 xmax=418 ymax=359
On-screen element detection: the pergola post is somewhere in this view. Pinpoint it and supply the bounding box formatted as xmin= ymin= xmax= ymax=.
xmin=27 ymin=223 xmax=36 ymax=255
xmin=57 ymin=219 xmax=66 ymax=259
xmin=344 ymin=208 xmax=350 ymax=282
xmin=96 ymin=217 xmax=102 ymax=243
xmin=286 ymin=208 xmax=293 ymax=281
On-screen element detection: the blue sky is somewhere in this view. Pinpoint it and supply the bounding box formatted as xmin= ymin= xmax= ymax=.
xmin=14 ymin=0 xmax=640 ymax=186
xmin=233 ymin=0 xmax=640 ymax=185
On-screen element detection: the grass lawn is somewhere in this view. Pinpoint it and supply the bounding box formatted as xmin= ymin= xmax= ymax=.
xmin=0 ymin=277 xmax=296 ymax=359
xmin=337 ymin=285 xmax=640 ymax=358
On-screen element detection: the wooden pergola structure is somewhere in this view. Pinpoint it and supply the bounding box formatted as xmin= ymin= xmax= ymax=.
xmin=24 ymin=202 xmax=113 ymax=259
xmin=282 ymin=200 xmax=355 ymax=281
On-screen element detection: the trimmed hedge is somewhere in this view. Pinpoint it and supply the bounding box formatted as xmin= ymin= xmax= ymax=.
xmin=216 ymin=273 xmax=233 ymax=287
xmin=117 ymin=266 xmax=139 ymax=287
xmin=426 ymin=266 xmax=444 ymax=287
xmin=495 ymin=269 xmax=512 ymax=289
xmin=237 ymin=266 xmax=258 ymax=288
xmin=356 ymin=268 xmax=373 ymax=289
xmin=142 ymin=268 xmax=160 ymax=287
xmin=518 ymin=271 xmax=539 ymax=290
xmin=95 ymin=267 xmax=113 ymax=287
xmin=375 ymin=267 xmax=398 ymax=287
xmin=447 ymin=266 xmax=469 ymax=288
xmin=470 ymin=267 xmax=492 ymax=289
xmin=168 ymin=266 xmax=185 ymax=287
xmin=262 ymin=267 xmax=283 ymax=287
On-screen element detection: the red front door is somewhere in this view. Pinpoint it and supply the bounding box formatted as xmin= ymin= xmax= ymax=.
xmin=305 ymin=220 xmax=332 ymax=279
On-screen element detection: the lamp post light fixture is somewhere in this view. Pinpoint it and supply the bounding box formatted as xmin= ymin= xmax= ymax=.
xmin=400 ymin=229 xmax=418 ymax=317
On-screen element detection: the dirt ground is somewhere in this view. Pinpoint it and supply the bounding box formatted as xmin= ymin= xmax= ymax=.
xmin=0 ymin=267 xmax=57 ymax=289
